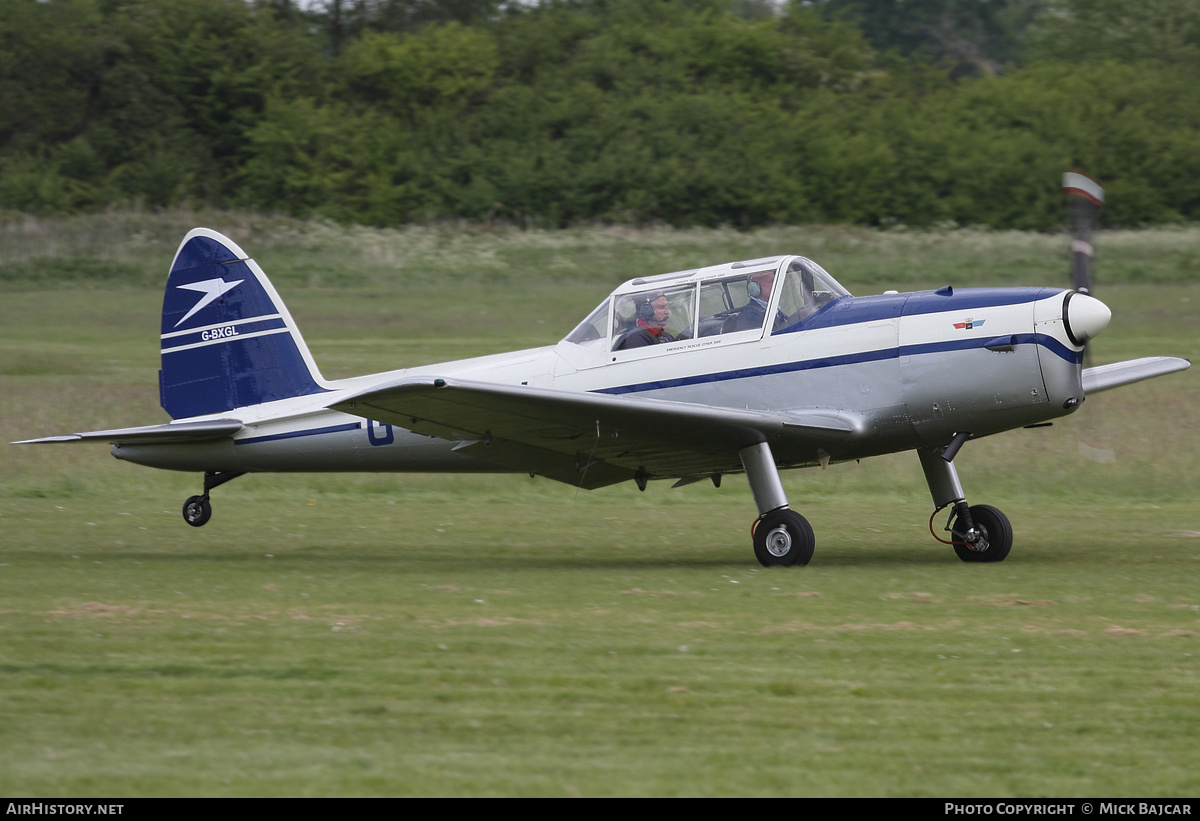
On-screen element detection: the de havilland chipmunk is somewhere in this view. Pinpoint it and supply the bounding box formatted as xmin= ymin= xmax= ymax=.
xmin=15 ymin=174 xmax=1190 ymax=566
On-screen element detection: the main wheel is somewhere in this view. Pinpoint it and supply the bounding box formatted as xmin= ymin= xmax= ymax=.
xmin=753 ymin=509 xmax=815 ymax=567
xmin=182 ymin=495 xmax=212 ymax=528
xmin=952 ymin=504 xmax=1012 ymax=563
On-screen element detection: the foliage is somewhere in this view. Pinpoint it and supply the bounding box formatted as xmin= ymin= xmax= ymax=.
xmin=812 ymin=0 xmax=1044 ymax=77
xmin=1027 ymin=0 xmax=1200 ymax=66
xmin=3 ymin=0 xmax=1200 ymax=229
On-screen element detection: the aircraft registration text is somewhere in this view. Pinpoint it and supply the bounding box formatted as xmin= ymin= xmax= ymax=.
xmin=201 ymin=325 xmax=240 ymax=341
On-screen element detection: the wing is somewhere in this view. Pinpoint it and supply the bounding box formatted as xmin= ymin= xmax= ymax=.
xmin=329 ymin=377 xmax=866 ymax=489
xmin=13 ymin=419 xmax=244 ymax=445
xmin=1083 ymin=356 xmax=1190 ymax=395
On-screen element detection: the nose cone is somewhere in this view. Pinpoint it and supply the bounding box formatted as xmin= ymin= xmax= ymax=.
xmin=1064 ymin=292 xmax=1111 ymax=347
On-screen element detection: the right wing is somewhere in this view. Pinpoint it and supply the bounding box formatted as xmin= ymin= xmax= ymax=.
xmin=1082 ymin=357 xmax=1190 ymax=395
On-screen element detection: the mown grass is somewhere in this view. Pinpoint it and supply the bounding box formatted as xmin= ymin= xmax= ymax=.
xmin=1 ymin=214 xmax=1197 ymax=796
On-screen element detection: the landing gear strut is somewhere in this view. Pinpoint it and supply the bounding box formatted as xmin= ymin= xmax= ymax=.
xmin=918 ymin=446 xmax=1012 ymax=562
xmin=740 ymin=441 xmax=814 ymax=567
xmin=181 ymin=471 xmax=244 ymax=528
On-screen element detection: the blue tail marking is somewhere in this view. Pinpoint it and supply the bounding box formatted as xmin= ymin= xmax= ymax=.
xmin=159 ymin=229 xmax=328 ymax=419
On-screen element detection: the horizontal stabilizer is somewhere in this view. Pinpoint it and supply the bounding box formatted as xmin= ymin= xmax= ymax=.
xmin=13 ymin=419 xmax=243 ymax=445
xmin=1082 ymin=357 xmax=1190 ymax=394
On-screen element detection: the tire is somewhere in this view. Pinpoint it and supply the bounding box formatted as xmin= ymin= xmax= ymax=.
xmin=182 ymin=495 xmax=212 ymax=528
xmin=952 ymin=504 xmax=1012 ymax=563
xmin=753 ymin=509 xmax=815 ymax=567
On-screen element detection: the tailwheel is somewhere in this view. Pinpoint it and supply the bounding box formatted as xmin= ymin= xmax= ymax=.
xmin=952 ymin=504 xmax=1012 ymax=563
xmin=180 ymin=471 xmax=243 ymax=528
xmin=753 ymin=509 xmax=815 ymax=567
xmin=182 ymin=495 xmax=212 ymax=528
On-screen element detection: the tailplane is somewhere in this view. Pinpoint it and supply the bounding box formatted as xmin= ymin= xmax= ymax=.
xmin=159 ymin=228 xmax=328 ymax=419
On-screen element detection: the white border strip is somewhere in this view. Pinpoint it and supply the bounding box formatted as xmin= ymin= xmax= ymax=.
xmin=161 ymin=327 xmax=292 ymax=355
xmin=160 ymin=313 xmax=284 ymax=341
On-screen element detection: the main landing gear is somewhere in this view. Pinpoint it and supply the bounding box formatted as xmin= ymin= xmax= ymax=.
xmin=918 ymin=446 xmax=1013 ymax=562
xmin=182 ymin=471 xmax=244 ymax=528
xmin=740 ymin=441 xmax=815 ymax=567
xmin=736 ymin=438 xmax=1012 ymax=566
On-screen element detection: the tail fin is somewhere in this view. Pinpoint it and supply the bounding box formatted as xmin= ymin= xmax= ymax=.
xmin=159 ymin=228 xmax=328 ymax=419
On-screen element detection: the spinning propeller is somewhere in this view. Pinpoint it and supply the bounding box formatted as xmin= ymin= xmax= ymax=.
xmin=1063 ymin=170 xmax=1104 ymax=297
xmin=1063 ymin=170 xmax=1116 ymax=462
xmin=1063 ymin=170 xmax=1110 ymax=366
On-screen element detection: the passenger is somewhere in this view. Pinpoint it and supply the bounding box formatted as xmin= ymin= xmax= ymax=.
xmin=615 ymin=292 xmax=675 ymax=349
xmin=735 ymin=271 xmax=777 ymax=332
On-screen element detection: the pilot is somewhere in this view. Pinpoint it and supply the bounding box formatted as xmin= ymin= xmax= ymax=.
xmin=615 ymin=292 xmax=675 ymax=349
xmin=734 ymin=271 xmax=778 ymax=332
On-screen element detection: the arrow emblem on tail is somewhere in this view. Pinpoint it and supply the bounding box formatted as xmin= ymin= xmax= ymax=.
xmin=174 ymin=277 xmax=244 ymax=327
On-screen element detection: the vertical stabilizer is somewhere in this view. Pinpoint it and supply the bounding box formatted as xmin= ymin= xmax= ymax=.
xmin=159 ymin=228 xmax=328 ymax=419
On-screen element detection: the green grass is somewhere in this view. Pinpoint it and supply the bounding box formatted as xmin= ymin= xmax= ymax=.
xmin=1 ymin=215 xmax=1198 ymax=796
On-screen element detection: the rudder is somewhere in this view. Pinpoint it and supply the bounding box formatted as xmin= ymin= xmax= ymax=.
xmin=159 ymin=228 xmax=328 ymax=419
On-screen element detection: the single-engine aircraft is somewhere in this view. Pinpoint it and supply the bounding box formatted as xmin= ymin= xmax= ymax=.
xmin=15 ymin=218 xmax=1189 ymax=566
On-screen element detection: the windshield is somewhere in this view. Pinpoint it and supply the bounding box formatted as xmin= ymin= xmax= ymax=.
xmin=564 ymin=298 xmax=610 ymax=349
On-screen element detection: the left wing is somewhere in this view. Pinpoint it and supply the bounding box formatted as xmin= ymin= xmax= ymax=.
xmin=329 ymin=377 xmax=866 ymax=489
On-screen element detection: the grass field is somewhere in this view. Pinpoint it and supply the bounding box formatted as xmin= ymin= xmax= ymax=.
xmin=1 ymin=214 xmax=1198 ymax=796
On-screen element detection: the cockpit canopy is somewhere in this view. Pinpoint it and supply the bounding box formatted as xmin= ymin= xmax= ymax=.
xmin=564 ymin=256 xmax=850 ymax=351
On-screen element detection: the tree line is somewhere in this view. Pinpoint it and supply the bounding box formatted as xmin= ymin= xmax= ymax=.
xmin=3 ymin=0 xmax=1199 ymax=229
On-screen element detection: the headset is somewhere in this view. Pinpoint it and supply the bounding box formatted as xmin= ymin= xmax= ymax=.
xmin=746 ymin=272 xmax=774 ymax=300
xmin=636 ymin=292 xmax=667 ymax=322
